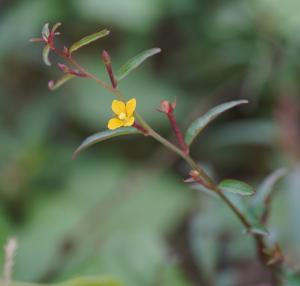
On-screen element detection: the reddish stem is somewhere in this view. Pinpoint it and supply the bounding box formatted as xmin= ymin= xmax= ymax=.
xmin=102 ymin=50 xmax=118 ymax=89
xmin=133 ymin=122 xmax=148 ymax=135
xmin=167 ymin=112 xmax=189 ymax=154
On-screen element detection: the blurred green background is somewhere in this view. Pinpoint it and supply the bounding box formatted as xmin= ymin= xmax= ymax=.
xmin=1 ymin=0 xmax=300 ymax=285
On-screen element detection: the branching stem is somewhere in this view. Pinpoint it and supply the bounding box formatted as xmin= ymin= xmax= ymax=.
xmin=50 ymin=44 xmax=282 ymax=284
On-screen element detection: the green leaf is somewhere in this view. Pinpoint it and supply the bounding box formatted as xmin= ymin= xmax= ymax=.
xmin=69 ymin=29 xmax=110 ymax=54
xmin=116 ymin=48 xmax=161 ymax=81
xmin=224 ymin=194 xmax=268 ymax=236
xmin=11 ymin=276 xmax=120 ymax=286
xmin=42 ymin=44 xmax=51 ymax=66
xmin=185 ymin=100 xmax=248 ymax=146
xmin=48 ymin=74 xmax=75 ymax=91
xmin=252 ymin=168 xmax=287 ymax=208
xmin=218 ymin=179 xmax=255 ymax=196
xmin=57 ymin=276 xmax=120 ymax=286
xmin=73 ymin=127 xmax=140 ymax=159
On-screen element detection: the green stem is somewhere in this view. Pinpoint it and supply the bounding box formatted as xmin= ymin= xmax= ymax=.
xmin=57 ymin=52 xmax=274 ymax=271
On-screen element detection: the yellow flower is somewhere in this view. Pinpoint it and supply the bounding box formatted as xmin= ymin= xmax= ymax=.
xmin=108 ymin=98 xmax=136 ymax=130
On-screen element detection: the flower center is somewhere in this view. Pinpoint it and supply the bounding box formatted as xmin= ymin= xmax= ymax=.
xmin=118 ymin=112 xmax=126 ymax=120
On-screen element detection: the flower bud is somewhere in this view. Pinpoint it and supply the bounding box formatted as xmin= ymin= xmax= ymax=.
xmin=159 ymin=100 xmax=172 ymax=114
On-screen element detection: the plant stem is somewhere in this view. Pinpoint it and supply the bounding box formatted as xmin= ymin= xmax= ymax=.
xmin=166 ymin=111 xmax=189 ymax=154
xmin=50 ymin=48 xmax=279 ymax=277
xmin=145 ymin=123 xmax=275 ymax=268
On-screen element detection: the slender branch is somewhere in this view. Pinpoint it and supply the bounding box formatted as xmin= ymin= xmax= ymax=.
xmin=50 ymin=43 xmax=281 ymax=281
xmin=166 ymin=111 xmax=189 ymax=154
xmin=159 ymin=100 xmax=189 ymax=154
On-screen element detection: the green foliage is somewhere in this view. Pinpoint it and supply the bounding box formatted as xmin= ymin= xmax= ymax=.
xmin=69 ymin=29 xmax=110 ymax=54
xmin=2 ymin=0 xmax=300 ymax=285
xmin=116 ymin=48 xmax=161 ymax=81
xmin=251 ymin=168 xmax=287 ymax=218
xmin=185 ymin=100 xmax=248 ymax=146
xmin=73 ymin=127 xmax=141 ymax=159
xmin=11 ymin=277 xmax=120 ymax=286
xmin=218 ymin=179 xmax=255 ymax=196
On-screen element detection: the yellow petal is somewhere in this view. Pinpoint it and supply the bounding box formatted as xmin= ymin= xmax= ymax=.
xmin=108 ymin=118 xmax=124 ymax=130
xmin=124 ymin=116 xmax=135 ymax=127
xmin=126 ymin=98 xmax=136 ymax=117
xmin=112 ymin=100 xmax=126 ymax=115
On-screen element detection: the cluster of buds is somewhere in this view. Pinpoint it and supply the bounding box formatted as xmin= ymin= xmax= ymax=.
xmin=158 ymin=99 xmax=177 ymax=114
xmin=30 ymin=23 xmax=61 ymax=50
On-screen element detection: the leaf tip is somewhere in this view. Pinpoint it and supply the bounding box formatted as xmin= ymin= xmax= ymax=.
xmin=240 ymin=99 xmax=249 ymax=105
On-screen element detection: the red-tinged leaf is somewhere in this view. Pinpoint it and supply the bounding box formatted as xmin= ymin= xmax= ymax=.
xmin=116 ymin=48 xmax=162 ymax=81
xmin=42 ymin=44 xmax=51 ymax=66
xmin=69 ymin=29 xmax=110 ymax=54
xmin=48 ymin=74 xmax=75 ymax=91
xmin=73 ymin=127 xmax=141 ymax=159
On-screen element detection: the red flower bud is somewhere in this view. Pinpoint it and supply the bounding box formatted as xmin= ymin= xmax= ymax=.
xmin=158 ymin=100 xmax=175 ymax=114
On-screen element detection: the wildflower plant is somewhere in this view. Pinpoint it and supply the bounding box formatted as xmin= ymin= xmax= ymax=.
xmin=30 ymin=23 xmax=299 ymax=285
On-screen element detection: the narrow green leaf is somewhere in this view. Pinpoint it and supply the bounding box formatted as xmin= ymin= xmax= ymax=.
xmin=73 ymin=127 xmax=140 ymax=159
xmin=69 ymin=29 xmax=110 ymax=54
xmin=224 ymin=194 xmax=268 ymax=236
xmin=11 ymin=276 xmax=120 ymax=286
xmin=116 ymin=48 xmax=161 ymax=81
xmin=253 ymin=168 xmax=287 ymax=207
xmin=218 ymin=179 xmax=255 ymax=196
xmin=185 ymin=100 xmax=248 ymax=146
xmin=48 ymin=74 xmax=75 ymax=91
xmin=57 ymin=276 xmax=120 ymax=286
xmin=42 ymin=44 xmax=51 ymax=66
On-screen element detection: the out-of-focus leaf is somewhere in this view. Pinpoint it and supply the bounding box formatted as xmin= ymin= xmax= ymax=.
xmin=116 ymin=48 xmax=161 ymax=81
xmin=69 ymin=29 xmax=110 ymax=54
xmin=73 ymin=127 xmax=140 ymax=159
xmin=42 ymin=44 xmax=51 ymax=66
xmin=11 ymin=276 xmax=120 ymax=286
xmin=202 ymin=119 xmax=279 ymax=149
xmin=283 ymin=271 xmax=300 ymax=286
xmin=225 ymin=194 xmax=269 ymax=236
xmin=218 ymin=179 xmax=255 ymax=196
xmin=185 ymin=100 xmax=248 ymax=146
xmin=48 ymin=74 xmax=75 ymax=91
xmin=251 ymin=168 xmax=287 ymax=217
xmin=253 ymin=168 xmax=287 ymax=205
xmin=57 ymin=276 xmax=120 ymax=286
